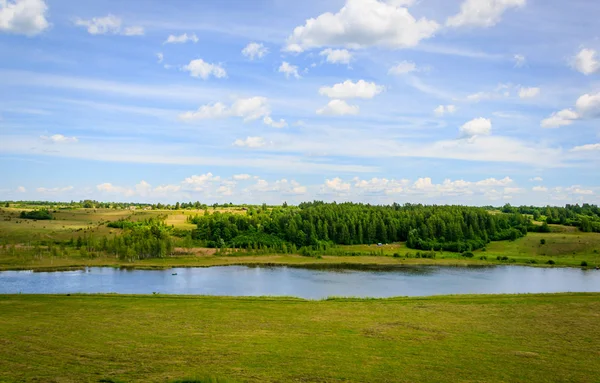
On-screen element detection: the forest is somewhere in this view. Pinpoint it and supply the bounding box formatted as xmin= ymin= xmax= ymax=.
xmin=188 ymin=202 xmax=530 ymax=252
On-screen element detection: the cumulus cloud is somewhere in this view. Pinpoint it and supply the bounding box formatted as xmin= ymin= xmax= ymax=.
xmin=40 ymin=134 xmax=78 ymax=144
xmin=319 ymin=48 xmax=353 ymax=64
xmin=532 ymin=186 xmax=548 ymax=192
xmin=179 ymin=97 xmax=286 ymax=128
xmin=247 ymin=179 xmax=307 ymax=195
xmin=242 ymin=42 xmax=268 ymax=59
xmin=183 ymin=59 xmax=226 ymax=79
xmin=233 ymin=136 xmax=267 ymax=148
xmin=316 ymin=99 xmax=359 ymax=116
xmin=388 ymin=60 xmax=417 ymax=75
xmin=571 ymin=143 xmax=600 ymax=152
xmin=37 ymin=186 xmax=74 ymax=193
xmin=16 ymin=186 xmax=26 ymax=193
xmin=446 ymin=0 xmax=526 ymax=28
xmin=518 ymin=87 xmax=540 ymax=99
xmin=233 ymin=174 xmax=252 ymax=180
xmin=541 ymin=109 xmax=579 ymax=128
xmin=434 ymin=104 xmax=457 ymax=116
xmin=0 ymin=0 xmax=49 ymax=36
xmin=572 ymin=48 xmax=599 ymax=75
xmin=459 ymin=118 xmax=492 ymax=138
xmin=284 ymin=0 xmax=439 ymax=52
xmin=322 ymin=177 xmax=351 ymax=193
xmin=530 ymin=177 xmax=543 ymax=182
xmin=319 ymin=80 xmax=384 ymax=99
xmin=575 ymin=92 xmax=600 ymax=117
xmin=182 ymin=173 xmax=221 ymax=192
xmin=263 ymin=116 xmax=287 ymax=128
xmin=541 ymin=92 xmax=600 ymax=128
xmin=75 ymin=14 xmax=144 ymax=36
xmin=164 ymin=33 xmax=198 ymax=44
xmin=279 ymin=61 xmax=300 ymax=79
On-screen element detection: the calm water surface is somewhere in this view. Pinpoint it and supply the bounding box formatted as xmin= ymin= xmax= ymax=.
xmin=1 ymin=265 xmax=599 ymax=298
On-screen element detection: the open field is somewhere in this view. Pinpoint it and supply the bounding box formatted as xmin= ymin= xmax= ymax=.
xmin=0 ymin=293 xmax=599 ymax=382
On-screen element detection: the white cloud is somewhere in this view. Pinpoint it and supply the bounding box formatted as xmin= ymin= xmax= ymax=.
xmin=242 ymin=42 xmax=269 ymax=59
xmin=179 ymin=97 xmax=270 ymax=122
xmin=233 ymin=174 xmax=252 ymax=180
xmin=75 ymin=14 xmax=144 ymax=36
xmin=459 ymin=118 xmax=492 ymax=138
xmin=566 ymin=186 xmax=594 ymax=196
xmin=532 ymin=186 xmax=548 ymax=192
xmin=0 ymin=0 xmax=49 ymax=36
xmin=475 ymin=177 xmax=513 ymax=187
xmin=284 ymin=0 xmax=439 ymax=52
xmin=446 ymin=0 xmax=526 ymax=28
xmin=233 ymin=136 xmax=267 ymax=148
xmin=518 ymin=87 xmax=540 ymax=99
xmin=434 ymin=104 xmax=457 ymax=116
xmin=541 ymin=109 xmax=579 ymax=128
xmin=323 ymin=177 xmax=351 ymax=193
xmin=164 ymin=33 xmax=198 ymax=44
xmin=183 ymin=59 xmax=227 ymax=80
xmin=530 ymin=177 xmax=543 ymax=182
xmin=388 ymin=60 xmax=417 ymax=75
xmin=279 ymin=61 xmax=300 ymax=79
xmin=575 ymin=92 xmax=600 ymax=117
xmin=319 ymin=80 xmax=384 ymax=99
xmin=316 ymin=99 xmax=359 ymax=116
xmin=353 ymin=177 xmax=409 ymax=194
xmin=247 ymin=179 xmax=307 ymax=195
xmin=16 ymin=186 xmax=26 ymax=193
xmin=514 ymin=54 xmax=526 ymax=67
xmin=571 ymin=143 xmax=600 ymax=152
xmin=182 ymin=173 xmax=221 ymax=192
xmin=156 ymin=53 xmax=164 ymax=64
xmin=37 ymin=186 xmax=74 ymax=193
xmin=263 ymin=116 xmax=287 ymax=128
xmin=572 ymin=48 xmax=599 ymax=75
xmin=40 ymin=134 xmax=78 ymax=144
xmin=319 ymin=48 xmax=353 ymax=64
xmin=123 ymin=26 xmax=143 ymax=36
xmin=542 ymin=91 xmax=600 ymax=128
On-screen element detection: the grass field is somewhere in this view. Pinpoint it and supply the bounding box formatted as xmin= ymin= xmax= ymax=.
xmin=0 ymin=293 xmax=598 ymax=382
xmin=1 ymin=207 xmax=600 ymax=271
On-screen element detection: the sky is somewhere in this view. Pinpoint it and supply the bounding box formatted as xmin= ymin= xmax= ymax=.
xmin=1 ymin=0 xmax=599 ymax=205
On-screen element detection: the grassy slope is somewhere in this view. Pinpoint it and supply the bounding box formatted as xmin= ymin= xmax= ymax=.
xmin=0 ymin=294 xmax=599 ymax=382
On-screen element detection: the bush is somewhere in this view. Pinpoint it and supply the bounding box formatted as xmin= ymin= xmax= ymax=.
xmin=540 ymin=239 xmax=546 ymax=245
xmin=19 ymin=209 xmax=53 ymax=220
xmin=479 ymin=256 xmax=487 ymax=260
xmin=546 ymin=260 xmax=555 ymax=265
xmin=393 ymin=253 xmax=400 ymax=258
xmin=581 ymin=261 xmax=588 ymax=267
xmin=461 ymin=251 xmax=474 ymax=258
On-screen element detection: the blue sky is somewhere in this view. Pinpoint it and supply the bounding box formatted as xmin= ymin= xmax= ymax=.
xmin=1 ymin=0 xmax=599 ymax=205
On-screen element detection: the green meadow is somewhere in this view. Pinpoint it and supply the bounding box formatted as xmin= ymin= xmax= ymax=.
xmin=1 ymin=293 xmax=599 ymax=383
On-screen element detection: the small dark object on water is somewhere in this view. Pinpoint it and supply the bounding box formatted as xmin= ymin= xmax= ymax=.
xmin=172 ymin=273 xmax=178 ymax=276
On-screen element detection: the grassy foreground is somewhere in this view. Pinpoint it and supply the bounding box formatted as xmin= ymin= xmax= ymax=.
xmin=1 ymin=294 xmax=599 ymax=382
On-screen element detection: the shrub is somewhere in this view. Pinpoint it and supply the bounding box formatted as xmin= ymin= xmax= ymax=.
xmin=540 ymin=239 xmax=546 ymax=245
xmin=581 ymin=261 xmax=588 ymax=267
xmin=393 ymin=253 xmax=400 ymax=258
xmin=546 ymin=260 xmax=555 ymax=265
xmin=461 ymin=251 xmax=474 ymax=258
xmin=479 ymin=256 xmax=487 ymax=260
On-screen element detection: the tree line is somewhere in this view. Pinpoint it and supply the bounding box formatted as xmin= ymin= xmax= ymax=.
xmin=188 ymin=202 xmax=529 ymax=252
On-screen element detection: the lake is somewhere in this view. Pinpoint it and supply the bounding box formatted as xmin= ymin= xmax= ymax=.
xmin=1 ymin=265 xmax=599 ymax=298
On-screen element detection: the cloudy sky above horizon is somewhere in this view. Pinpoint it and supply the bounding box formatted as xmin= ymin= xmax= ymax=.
xmin=1 ymin=0 xmax=599 ymax=205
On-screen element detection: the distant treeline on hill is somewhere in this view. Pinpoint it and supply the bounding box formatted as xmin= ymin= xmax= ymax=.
xmin=187 ymin=202 xmax=531 ymax=252
xmin=499 ymin=203 xmax=600 ymax=233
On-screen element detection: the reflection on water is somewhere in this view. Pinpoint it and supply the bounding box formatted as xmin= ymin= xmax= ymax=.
xmin=1 ymin=265 xmax=599 ymax=299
